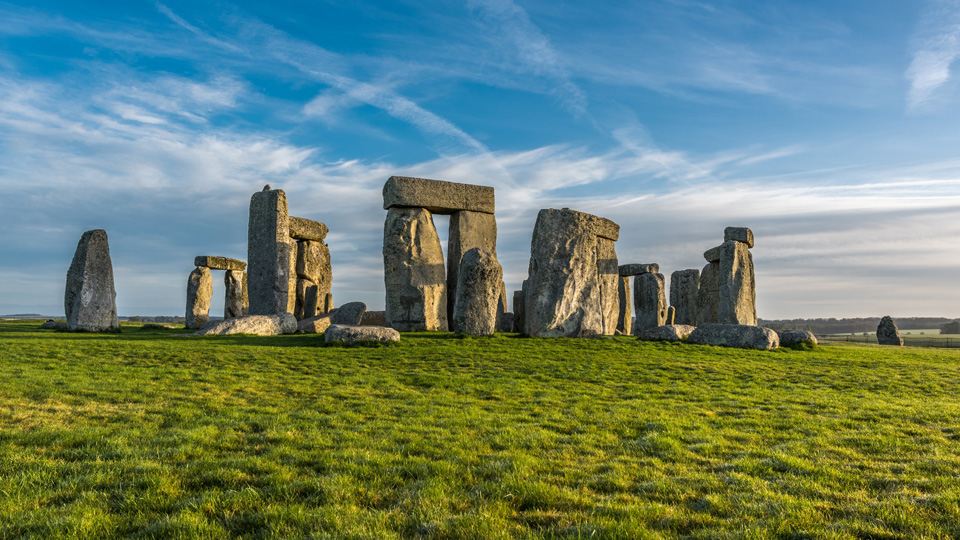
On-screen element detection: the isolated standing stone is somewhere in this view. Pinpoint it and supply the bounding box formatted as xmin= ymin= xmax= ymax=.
xmin=383 ymin=207 xmax=448 ymax=331
xmin=616 ymin=276 xmax=632 ymax=335
xmin=596 ymin=237 xmax=620 ymax=336
xmin=185 ymin=266 xmax=213 ymax=329
xmin=697 ymin=262 xmax=720 ymax=324
xmin=670 ymin=268 xmax=700 ymax=326
xmin=64 ymin=229 xmax=120 ymax=332
xmin=633 ymin=272 xmax=667 ymax=334
xmin=331 ymin=302 xmax=367 ymax=326
xmin=877 ymin=316 xmax=903 ymax=346
xmin=247 ymin=187 xmax=291 ymax=315
xmin=718 ymin=240 xmax=757 ymax=325
xmin=688 ymin=324 xmax=779 ymax=350
xmin=224 ymin=270 xmax=247 ymax=319
xmin=452 ymin=248 xmax=503 ymax=336
xmin=447 ymin=210 xmax=497 ymax=321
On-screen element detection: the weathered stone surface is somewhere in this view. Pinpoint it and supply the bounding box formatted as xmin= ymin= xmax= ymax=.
xmin=325 ymin=324 xmax=400 ymax=345
xmin=295 ymin=280 xmax=320 ymax=320
xmin=616 ymin=276 xmax=632 ymax=335
xmin=633 ymin=272 xmax=666 ymax=334
xmin=294 ymin=240 xmax=332 ymax=320
xmin=689 ymin=324 xmax=779 ymax=350
xmin=639 ymin=324 xmax=696 ymax=342
xmin=65 ymin=229 xmax=120 ymax=332
xmin=665 ymin=305 xmax=676 ymax=325
xmin=596 ymin=237 xmax=620 ymax=336
xmin=619 ymin=263 xmax=659 ymax=276
xmin=41 ymin=320 xmax=68 ymax=330
xmin=447 ymin=210 xmax=497 ymax=319
xmin=194 ymin=256 xmax=246 ymax=271
xmin=703 ymin=245 xmax=723 ymax=263
xmin=778 ymin=330 xmax=818 ymax=347
xmin=495 ymin=280 xmax=508 ymax=332
xmin=383 ymin=176 xmax=495 ymax=214
xmin=499 ymin=312 xmax=515 ymax=333
xmin=524 ymin=209 xmax=603 ymax=337
xmin=383 ymin=207 xmax=448 ymax=331
xmin=287 ymin=241 xmax=297 ymax=315
xmin=452 ymin=248 xmax=503 ymax=336
xmin=331 ymin=302 xmax=367 ymax=326
xmin=592 ymin=217 xmax=620 ymax=241
xmin=360 ymin=310 xmax=387 ymax=327
xmin=697 ymin=262 xmax=720 ymax=324
xmin=289 ymin=216 xmax=328 ymax=241
xmin=670 ymin=269 xmax=700 ymax=326
xmin=513 ymin=288 xmax=525 ymax=333
xmin=724 ymin=227 xmax=754 ymax=249
xmin=718 ymin=240 xmax=757 ymax=325
xmin=877 ymin=316 xmax=903 ymax=346
xmin=224 ymin=270 xmax=247 ymax=319
xmin=195 ymin=313 xmax=297 ymax=336
xmin=324 ymin=293 xmax=334 ymax=314
xmin=247 ymin=188 xmax=291 ymax=315
xmin=297 ymin=311 xmax=334 ymax=334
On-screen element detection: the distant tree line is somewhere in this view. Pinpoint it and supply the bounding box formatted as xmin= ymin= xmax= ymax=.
xmin=122 ymin=315 xmax=187 ymax=324
xmin=759 ymin=317 xmax=958 ymax=335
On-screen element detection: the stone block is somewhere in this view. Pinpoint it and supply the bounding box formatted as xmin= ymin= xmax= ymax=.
xmin=718 ymin=240 xmax=757 ymax=325
xmin=616 ymin=276 xmax=632 ymax=335
xmin=688 ymin=324 xmax=779 ymax=350
xmin=703 ymin=246 xmax=723 ymax=263
xmin=619 ymin=263 xmax=659 ymax=276
xmin=777 ymin=330 xmax=818 ymax=347
xmin=297 ymin=311 xmax=334 ymax=334
xmin=513 ymin=288 xmax=525 ymax=333
xmin=447 ymin=210 xmax=497 ymax=319
xmin=65 ymin=229 xmax=120 ymax=332
xmin=383 ymin=207 xmax=448 ymax=331
xmin=185 ymin=266 xmax=213 ymax=329
xmin=289 ymin=216 xmax=328 ymax=241
xmin=325 ymin=324 xmax=400 ymax=345
xmin=195 ymin=313 xmax=297 ymax=336
xmin=194 ymin=256 xmax=246 ymax=271
xmin=697 ymin=262 xmax=720 ymax=324
xmin=633 ymin=272 xmax=666 ymax=334
xmin=360 ymin=310 xmax=387 ymax=327
xmin=452 ymin=248 xmax=503 ymax=336
xmin=639 ymin=324 xmax=695 ymax=342
xmin=247 ymin=187 xmax=291 ymax=315
xmin=331 ymin=302 xmax=367 ymax=326
xmin=224 ymin=269 xmax=246 ymax=319
xmin=383 ymin=176 xmax=495 ymax=214
xmin=877 ymin=316 xmax=903 ymax=346
xmin=596 ymin=237 xmax=619 ymax=335
xmin=724 ymin=226 xmax=754 ymax=248
xmin=670 ymin=268 xmax=700 ymax=326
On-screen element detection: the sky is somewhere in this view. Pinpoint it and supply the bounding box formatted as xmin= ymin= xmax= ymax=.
xmin=2 ymin=0 xmax=960 ymax=319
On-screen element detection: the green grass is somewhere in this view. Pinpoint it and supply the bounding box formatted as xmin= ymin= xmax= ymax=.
xmin=2 ymin=321 xmax=960 ymax=539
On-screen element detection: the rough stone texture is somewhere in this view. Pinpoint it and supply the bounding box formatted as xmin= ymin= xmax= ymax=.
xmin=195 ymin=313 xmax=297 ymax=336
xmin=383 ymin=176 xmax=495 ymax=214
xmin=665 ymin=305 xmax=676 ymax=325
xmin=247 ymin=188 xmax=291 ymax=315
xmin=670 ymin=269 xmax=700 ymax=326
xmin=619 ymin=263 xmax=659 ymax=276
xmin=288 ymin=216 xmax=328 ymax=241
xmin=499 ymin=312 xmax=515 ymax=333
xmin=717 ymin=240 xmax=757 ymax=325
xmin=877 ymin=316 xmax=904 ymax=346
xmin=41 ymin=320 xmax=68 ymax=330
xmin=360 ymin=310 xmax=387 ymax=327
xmin=294 ymin=240 xmax=332 ymax=320
xmin=639 ymin=324 xmax=696 ymax=342
xmin=596 ymin=238 xmax=620 ymax=336
xmin=495 ymin=281 xmax=508 ymax=332
xmin=524 ymin=209 xmax=603 ymax=338
xmin=688 ymin=324 xmax=779 ymax=350
xmin=224 ymin=270 xmax=247 ymax=319
xmin=296 ymin=280 xmax=320 ymax=320
xmin=287 ymin=242 xmax=298 ymax=315
xmin=325 ymin=324 xmax=401 ymax=345
xmin=592 ymin=217 xmax=620 ymax=241
xmin=616 ymin=276 xmax=632 ymax=335
xmin=452 ymin=248 xmax=503 ymax=336
xmin=513 ymin=288 xmax=525 ymax=333
xmin=703 ymin=246 xmax=723 ymax=263
xmin=194 ymin=256 xmax=246 ymax=271
xmin=297 ymin=312 xmax=334 ymax=334
xmin=383 ymin=207 xmax=448 ymax=331
xmin=65 ymin=229 xmax=120 ymax=332
xmin=778 ymin=330 xmax=818 ymax=347
xmin=697 ymin=262 xmax=720 ymax=324
xmin=331 ymin=302 xmax=367 ymax=325
xmin=447 ymin=210 xmax=497 ymax=320
xmin=324 ymin=293 xmax=334 ymax=313
xmin=633 ymin=272 xmax=667 ymax=334
xmin=724 ymin=227 xmax=754 ymax=249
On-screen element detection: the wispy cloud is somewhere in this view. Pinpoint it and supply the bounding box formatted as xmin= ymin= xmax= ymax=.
xmin=906 ymin=0 xmax=960 ymax=110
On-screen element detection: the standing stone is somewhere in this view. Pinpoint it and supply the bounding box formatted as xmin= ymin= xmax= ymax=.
xmin=665 ymin=306 xmax=676 ymax=325
xmin=224 ymin=270 xmax=247 ymax=319
xmin=524 ymin=209 xmax=603 ymax=338
xmin=64 ymin=229 xmax=120 ymax=332
xmin=670 ymin=269 xmax=700 ymax=326
xmin=452 ymin=248 xmax=503 ymax=336
xmin=383 ymin=207 xmax=448 ymax=331
xmin=596 ymin=237 xmax=620 ymax=336
xmin=295 ymin=239 xmax=332 ymax=320
xmin=447 ymin=210 xmax=498 ymax=321
xmin=495 ymin=280 xmax=508 ymax=333
xmin=324 ymin=293 xmax=334 ymax=314
xmin=287 ymin=241 xmax=298 ymax=315
xmin=513 ymin=288 xmax=525 ymax=333
xmin=186 ymin=266 xmax=213 ymax=329
xmin=718 ymin=240 xmax=757 ymax=325
xmin=633 ymin=272 xmax=666 ymax=334
xmin=247 ymin=187 xmax=290 ymax=315
xmin=877 ymin=316 xmax=904 ymax=346
xmin=616 ymin=276 xmax=632 ymax=335
xmin=697 ymin=262 xmax=720 ymax=324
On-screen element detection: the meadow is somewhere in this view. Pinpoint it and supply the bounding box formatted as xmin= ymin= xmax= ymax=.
xmin=1 ymin=320 xmax=959 ymax=539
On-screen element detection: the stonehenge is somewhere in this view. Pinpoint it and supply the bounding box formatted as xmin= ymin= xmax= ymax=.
xmin=185 ymin=256 xmax=247 ymax=329
xmin=688 ymin=324 xmax=779 ymax=350
xmin=669 ymin=269 xmax=700 ymax=326
xmin=617 ymin=263 xmax=658 ymax=335
xmin=877 ymin=316 xmax=903 ymax=346
xmin=634 ymin=271 xmax=667 ymax=334
xmin=698 ymin=227 xmax=756 ymax=326
xmin=185 ymin=266 xmax=212 ymax=329
xmin=452 ymin=248 xmax=503 ymax=336
xmin=65 ymin=229 xmax=120 ymax=332
xmin=325 ymin=324 xmax=401 ymax=345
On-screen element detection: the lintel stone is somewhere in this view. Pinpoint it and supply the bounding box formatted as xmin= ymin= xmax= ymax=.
xmin=194 ymin=256 xmax=246 ymax=271
xmin=383 ymin=176 xmax=495 ymax=214
xmin=619 ymin=263 xmax=659 ymax=276
xmin=703 ymin=245 xmax=723 ymax=263
xmin=723 ymin=227 xmax=754 ymax=248
xmin=289 ymin=216 xmax=329 ymax=241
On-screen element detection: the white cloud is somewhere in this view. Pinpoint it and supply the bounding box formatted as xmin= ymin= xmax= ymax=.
xmin=906 ymin=0 xmax=960 ymax=110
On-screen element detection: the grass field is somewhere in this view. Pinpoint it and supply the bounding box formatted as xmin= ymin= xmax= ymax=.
xmin=2 ymin=321 xmax=960 ymax=539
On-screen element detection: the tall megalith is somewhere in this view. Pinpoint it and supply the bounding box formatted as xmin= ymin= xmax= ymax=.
xmin=718 ymin=238 xmax=757 ymax=325
xmin=383 ymin=207 xmax=448 ymax=331
xmin=633 ymin=271 xmax=666 ymax=334
xmin=247 ymin=186 xmax=291 ymax=315
xmin=452 ymin=248 xmax=503 ymax=336
xmin=185 ymin=266 xmax=213 ymax=329
xmin=670 ymin=269 xmax=700 ymax=326
xmin=447 ymin=210 xmax=497 ymax=320
xmin=596 ymin=237 xmax=620 ymax=336
xmin=224 ymin=270 xmax=247 ymax=319
xmin=65 ymin=229 xmax=120 ymax=332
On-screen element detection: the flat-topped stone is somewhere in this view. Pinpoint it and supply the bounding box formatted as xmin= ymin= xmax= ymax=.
xmin=619 ymin=263 xmax=659 ymax=276
xmin=195 ymin=313 xmax=296 ymax=336
xmin=639 ymin=324 xmax=696 ymax=342
xmin=703 ymin=246 xmax=723 ymax=263
xmin=724 ymin=227 xmax=754 ymax=248
xmin=777 ymin=330 xmax=818 ymax=347
xmin=325 ymin=324 xmax=400 ymax=345
xmin=289 ymin=216 xmax=329 ymax=241
xmin=194 ymin=256 xmax=246 ymax=271
xmin=383 ymin=176 xmax=495 ymax=214
xmin=689 ymin=324 xmax=779 ymax=350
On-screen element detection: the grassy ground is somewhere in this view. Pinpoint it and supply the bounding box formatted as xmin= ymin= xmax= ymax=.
xmin=2 ymin=321 xmax=960 ymax=539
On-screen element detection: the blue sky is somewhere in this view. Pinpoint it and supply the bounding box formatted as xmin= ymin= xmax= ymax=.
xmin=3 ymin=0 xmax=960 ymax=318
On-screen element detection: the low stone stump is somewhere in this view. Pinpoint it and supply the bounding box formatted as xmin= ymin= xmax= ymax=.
xmin=331 ymin=302 xmax=367 ymax=325
xmin=777 ymin=330 xmax=818 ymax=347
xmin=688 ymin=324 xmax=779 ymax=350
xmin=325 ymin=324 xmax=400 ymax=345
xmin=40 ymin=320 xmax=69 ymax=330
xmin=297 ymin=312 xmax=335 ymax=334
xmin=194 ymin=313 xmax=296 ymax=336
xmin=360 ymin=310 xmax=387 ymax=326
xmin=639 ymin=324 xmax=696 ymax=342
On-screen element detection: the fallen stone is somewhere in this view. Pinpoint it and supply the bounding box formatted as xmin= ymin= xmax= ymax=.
xmin=297 ymin=311 xmax=335 ymax=334
xmin=703 ymin=245 xmax=723 ymax=263
xmin=224 ymin=270 xmax=247 ymax=319
xmin=616 ymin=276 xmax=632 ymax=335
xmin=247 ymin=188 xmax=291 ymax=315
xmin=331 ymin=302 xmax=367 ymax=325
xmin=383 ymin=207 xmax=448 ymax=331
xmin=452 ymin=248 xmax=503 ymax=336
xmin=697 ymin=262 xmax=720 ymax=324
xmin=194 ymin=256 xmax=246 ymax=271
xmin=688 ymin=324 xmax=779 ymax=350
xmin=877 ymin=316 xmax=903 ymax=346
xmin=142 ymin=323 xmax=175 ymax=329
xmin=288 ymin=216 xmax=328 ymax=241
xmin=670 ymin=268 xmax=700 ymax=326
xmin=596 ymin=237 xmax=620 ymax=336
xmin=40 ymin=320 xmax=68 ymax=330
xmin=724 ymin=226 xmax=754 ymax=249
xmin=325 ymin=324 xmax=400 ymax=345
xmin=778 ymin=330 xmax=818 ymax=347
xmin=447 ymin=210 xmax=497 ymax=319
xmin=360 ymin=310 xmax=387 ymax=327
xmin=639 ymin=324 xmax=696 ymax=342
xmin=718 ymin=240 xmax=757 ymax=325
xmin=383 ymin=176 xmax=495 ymax=214
xmin=619 ymin=263 xmax=659 ymax=276
xmin=195 ymin=313 xmax=297 ymax=336
xmin=65 ymin=229 xmax=120 ymax=332
xmin=186 ymin=266 xmax=213 ymax=329
xmin=633 ymin=272 xmax=666 ymax=334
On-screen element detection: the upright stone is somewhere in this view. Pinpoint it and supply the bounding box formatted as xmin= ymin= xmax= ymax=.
xmin=287 ymin=242 xmax=297 ymax=315
xmin=513 ymin=288 xmax=525 ymax=333
xmin=616 ymin=276 xmax=632 ymax=335
xmin=247 ymin=186 xmax=290 ymax=315
xmin=224 ymin=270 xmax=246 ymax=319
xmin=186 ymin=266 xmax=213 ymax=329
xmin=670 ymin=269 xmax=700 ymax=326
xmin=697 ymin=262 xmax=720 ymax=324
xmin=596 ymin=237 xmax=620 ymax=336
xmin=718 ymin=240 xmax=757 ymax=325
xmin=383 ymin=207 xmax=448 ymax=331
xmin=877 ymin=316 xmax=904 ymax=346
xmin=447 ymin=210 xmax=497 ymax=321
xmin=633 ymin=272 xmax=666 ymax=334
xmin=452 ymin=248 xmax=503 ymax=336
xmin=324 ymin=293 xmax=334 ymax=314
xmin=64 ymin=229 xmax=120 ymax=332
xmin=295 ymin=239 xmax=332 ymax=320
